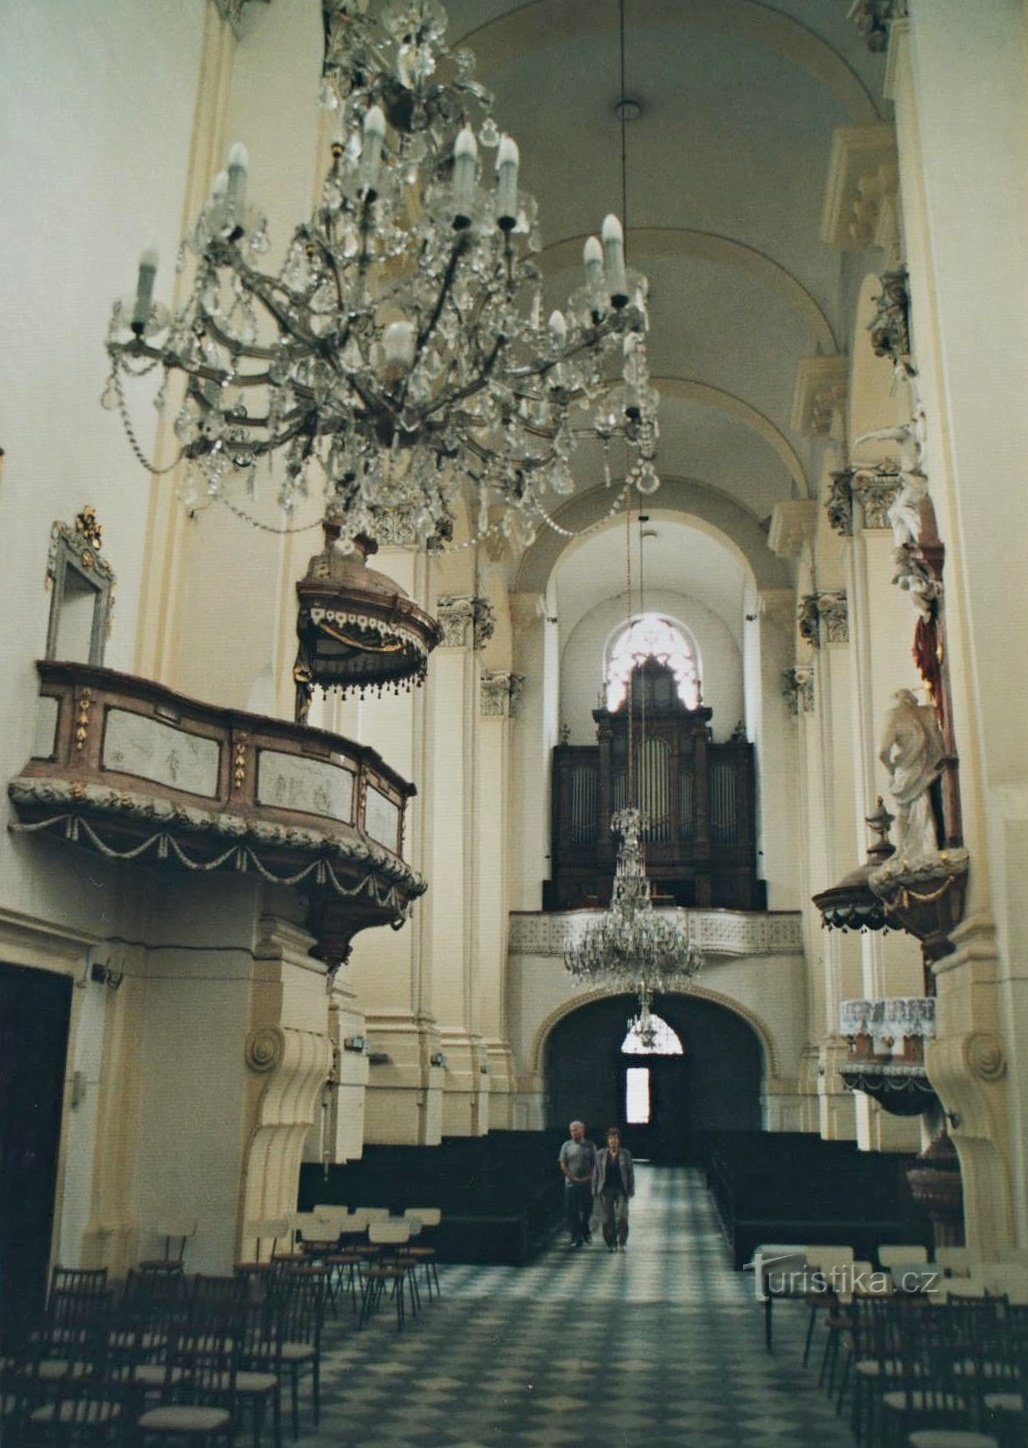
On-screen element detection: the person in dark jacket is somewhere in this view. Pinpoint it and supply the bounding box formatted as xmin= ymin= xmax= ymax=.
xmin=593 ymin=1126 xmax=635 ymax=1252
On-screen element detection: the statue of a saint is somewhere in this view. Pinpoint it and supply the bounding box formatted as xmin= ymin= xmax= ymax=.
xmin=878 ymin=688 xmax=945 ymax=869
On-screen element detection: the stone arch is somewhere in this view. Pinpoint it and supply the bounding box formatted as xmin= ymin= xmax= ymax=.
xmin=515 ymin=476 xmax=790 ymax=598
xmin=529 ymin=981 xmax=778 ymax=1081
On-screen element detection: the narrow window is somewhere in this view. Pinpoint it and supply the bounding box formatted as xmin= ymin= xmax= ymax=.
xmin=625 ymin=1066 xmax=651 ymax=1124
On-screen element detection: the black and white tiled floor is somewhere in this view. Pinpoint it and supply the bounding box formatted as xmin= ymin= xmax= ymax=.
xmin=307 ymin=1165 xmax=855 ymax=1446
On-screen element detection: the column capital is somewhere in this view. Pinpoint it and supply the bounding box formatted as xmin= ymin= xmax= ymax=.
xmin=826 ymin=469 xmax=855 ymax=537
xmin=869 ymin=266 xmax=914 ymax=375
xmin=783 ymin=666 xmax=815 ymax=715
xmin=436 ymin=594 xmax=495 ymax=650
xmin=853 ymin=465 xmax=902 ymax=531
xmin=847 ymin=0 xmax=907 ymax=53
xmin=480 ymin=671 xmax=526 ymax=718
xmin=799 ymin=590 xmax=848 ymax=647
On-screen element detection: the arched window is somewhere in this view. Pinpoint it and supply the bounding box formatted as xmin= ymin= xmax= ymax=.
xmin=605 ymin=614 xmax=699 ymax=711
xmin=621 ymin=1014 xmax=684 ymax=1056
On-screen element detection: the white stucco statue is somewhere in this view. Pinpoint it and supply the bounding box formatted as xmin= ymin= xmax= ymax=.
xmin=855 ymin=404 xmax=929 ymax=549
xmin=878 ymin=688 xmax=945 ymax=869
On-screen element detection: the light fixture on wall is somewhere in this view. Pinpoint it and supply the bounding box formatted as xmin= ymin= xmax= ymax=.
xmin=103 ymin=0 xmax=659 ymax=555
xmin=342 ymin=1034 xmax=367 ymax=1053
xmin=429 ymin=1050 xmax=447 ymax=1068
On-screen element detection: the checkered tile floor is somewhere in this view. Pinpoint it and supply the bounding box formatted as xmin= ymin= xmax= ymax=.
xmin=305 ymin=1165 xmax=855 ymax=1446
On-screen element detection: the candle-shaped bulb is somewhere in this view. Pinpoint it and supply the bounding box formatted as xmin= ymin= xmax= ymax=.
xmin=226 ymin=142 xmax=248 ymax=219
xmin=212 ymin=170 xmax=228 ymax=200
xmin=360 ymin=105 xmax=386 ymax=198
xmin=383 ymin=320 xmax=416 ymax=376
xmin=132 ymin=246 xmax=159 ymax=333
xmin=602 ymin=214 xmax=627 ymax=304
xmin=495 ymin=135 xmax=519 ymax=231
xmin=548 ymin=309 xmax=567 ymax=350
xmin=452 ymin=125 xmax=478 ymax=228
xmin=583 ymin=235 xmax=603 ymax=287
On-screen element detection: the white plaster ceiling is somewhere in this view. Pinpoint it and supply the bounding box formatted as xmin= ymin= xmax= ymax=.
xmin=444 ymin=0 xmax=889 ymax=617
xmin=553 ymin=511 xmax=749 ymax=645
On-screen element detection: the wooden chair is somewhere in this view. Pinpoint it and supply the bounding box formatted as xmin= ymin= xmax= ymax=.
xmin=235 ymin=1218 xmax=291 ymax=1280
xmin=139 ymin=1218 xmax=197 ymax=1275
xmin=245 ymin=1264 xmax=326 ymax=1439
xmin=137 ymin=1319 xmax=240 ymax=1448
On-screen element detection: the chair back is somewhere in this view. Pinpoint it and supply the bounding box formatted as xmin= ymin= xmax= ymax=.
xmin=267 ymin=1266 xmax=327 ymax=1351
xmin=368 ymin=1220 xmax=412 ymax=1247
xmin=403 ymin=1207 xmax=441 ymax=1228
xmin=356 ymin=1207 xmax=391 ymax=1223
xmin=877 ymin=1244 xmax=928 ymax=1268
xmin=241 ymin=1216 xmax=290 ymax=1263
xmin=48 ymin=1265 xmax=109 ymax=1301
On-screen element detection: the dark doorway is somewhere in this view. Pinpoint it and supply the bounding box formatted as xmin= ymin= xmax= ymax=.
xmin=0 ymin=962 xmax=72 ymax=1345
xmin=544 ymin=992 xmax=763 ymax=1161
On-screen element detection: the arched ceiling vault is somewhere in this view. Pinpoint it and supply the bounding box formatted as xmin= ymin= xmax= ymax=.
xmin=651 ymin=377 xmax=809 ymax=499
xmin=538 ymin=229 xmax=837 ymax=355
xmin=460 ymin=0 xmax=881 ymax=127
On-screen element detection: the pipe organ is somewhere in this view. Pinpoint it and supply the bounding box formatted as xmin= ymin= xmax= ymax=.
xmin=545 ymin=660 xmax=764 ymax=911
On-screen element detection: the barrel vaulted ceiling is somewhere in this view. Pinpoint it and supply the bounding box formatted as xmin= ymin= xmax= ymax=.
xmin=444 ymin=1 xmax=889 ymax=621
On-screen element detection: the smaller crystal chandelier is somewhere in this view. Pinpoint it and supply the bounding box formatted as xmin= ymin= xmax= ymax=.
xmin=564 ymin=806 xmax=703 ymax=1014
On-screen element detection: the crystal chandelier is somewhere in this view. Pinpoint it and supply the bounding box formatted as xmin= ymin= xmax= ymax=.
xmin=564 ymin=806 xmax=703 ymax=1011
xmin=103 ymin=0 xmax=659 ymax=554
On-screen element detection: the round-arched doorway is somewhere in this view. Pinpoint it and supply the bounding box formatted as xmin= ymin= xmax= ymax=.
xmin=543 ymin=993 xmax=763 ymax=1161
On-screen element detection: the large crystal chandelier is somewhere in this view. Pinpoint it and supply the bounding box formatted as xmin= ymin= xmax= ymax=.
xmin=564 ymin=807 xmax=702 ymax=1030
xmin=103 ymin=0 xmax=659 ymax=553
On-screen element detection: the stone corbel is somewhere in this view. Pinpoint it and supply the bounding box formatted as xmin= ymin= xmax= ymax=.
xmin=821 ymin=126 xmax=899 ymax=252
xmin=480 ymin=671 xmax=526 ymax=718
xmin=783 ymin=666 xmax=815 ymax=715
xmin=791 ymin=356 xmax=849 ymax=437
xmin=240 ymin=1023 xmax=332 ymax=1232
xmin=436 ymin=595 xmax=495 ymax=650
xmin=768 ymin=500 xmax=818 ymax=560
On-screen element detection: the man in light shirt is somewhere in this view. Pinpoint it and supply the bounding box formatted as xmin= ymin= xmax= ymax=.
xmin=558 ymin=1120 xmax=597 ymax=1248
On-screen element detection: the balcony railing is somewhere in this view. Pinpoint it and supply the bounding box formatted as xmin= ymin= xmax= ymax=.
xmin=9 ymin=661 xmax=425 ymax=959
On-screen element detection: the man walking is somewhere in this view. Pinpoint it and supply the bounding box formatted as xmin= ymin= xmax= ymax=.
xmin=558 ymin=1120 xmax=597 ymax=1248
xmin=593 ymin=1125 xmax=635 ymax=1252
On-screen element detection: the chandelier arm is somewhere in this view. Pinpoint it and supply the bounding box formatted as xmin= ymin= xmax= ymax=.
xmin=415 ymin=234 xmax=469 ymax=360
xmin=420 ymin=334 xmax=507 ymax=420
xmin=113 ymin=339 xmax=231 ymax=391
